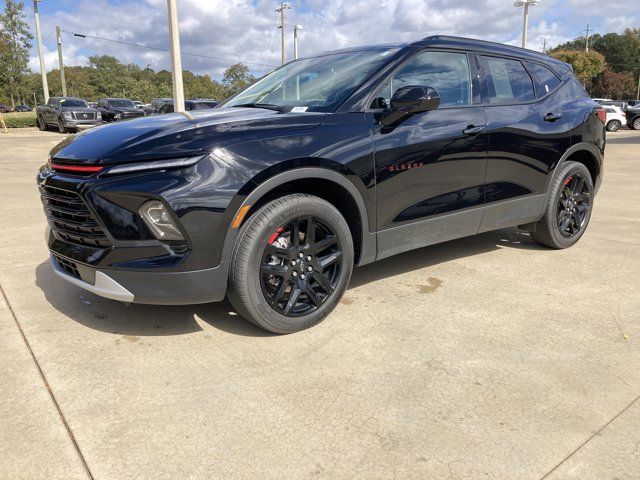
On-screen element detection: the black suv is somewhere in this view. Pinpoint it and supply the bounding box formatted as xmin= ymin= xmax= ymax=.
xmin=96 ymin=98 xmax=145 ymax=122
xmin=37 ymin=36 xmax=605 ymax=334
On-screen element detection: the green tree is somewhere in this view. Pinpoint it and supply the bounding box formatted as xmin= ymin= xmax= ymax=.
xmin=222 ymin=63 xmax=255 ymax=97
xmin=550 ymin=50 xmax=605 ymax=85
xmin=0 ymin=0 xmax=33 ymax=108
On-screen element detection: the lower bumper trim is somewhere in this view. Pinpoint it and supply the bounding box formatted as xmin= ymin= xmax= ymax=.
xmin=52 ymin=260 xmax=134 ymax=303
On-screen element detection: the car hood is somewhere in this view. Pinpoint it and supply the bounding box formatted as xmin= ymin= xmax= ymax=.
xmin=49 ymin=108 xmax=326 ymax=164
xmin=60 ymin=107 xmax=94 ymax=113
xmin=110 ymin=107 xmax=142 ymax=113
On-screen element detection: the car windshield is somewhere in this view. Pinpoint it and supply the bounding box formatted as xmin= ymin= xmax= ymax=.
xmin=108 ymin=99 xmax=135 ymax=108
xmin=222 ymin=48 xmax=399 ymax=112
xmin=59 ymin=99 xmax=87 ymax=108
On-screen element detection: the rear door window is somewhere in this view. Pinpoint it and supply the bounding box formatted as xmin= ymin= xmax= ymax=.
xmin=529 ymin=63 xmax=562 ymax=95
xmin=480 ymin=56 xmax=535 ymax=104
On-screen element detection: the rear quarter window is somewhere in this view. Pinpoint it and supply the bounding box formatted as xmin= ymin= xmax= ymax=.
xmin=529 ymin=63 xmax=562 ymax=95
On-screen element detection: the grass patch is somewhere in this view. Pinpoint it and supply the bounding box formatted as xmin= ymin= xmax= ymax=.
xmin=2 ymin=111 xmax=37 ymax=128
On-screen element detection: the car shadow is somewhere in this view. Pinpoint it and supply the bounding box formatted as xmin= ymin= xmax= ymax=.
xmin=35 ymin=227 xmax=545 ymax=338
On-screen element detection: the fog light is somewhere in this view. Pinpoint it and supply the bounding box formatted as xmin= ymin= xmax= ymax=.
xmin=139 ymin=200 xmax=184 ymax=241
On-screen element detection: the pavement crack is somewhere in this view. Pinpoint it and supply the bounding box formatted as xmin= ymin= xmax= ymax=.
xmin=538 ymin=391 xmax=640 ymax=480
xmin=0 ymin=282 xmax=94 ymax=480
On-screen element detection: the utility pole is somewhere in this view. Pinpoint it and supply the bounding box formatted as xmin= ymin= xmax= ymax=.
xmin=542 ymin=37 xmax=547 ymax=54
xmin=166 ymin=0 xmax=185 ymax=112
xmin=514 ymin=1 xmax=538 ymax=49
xmin=33 ymin=1 xmax=49 ymax=104
xmin=293 ymin=24 xmax=302 ymax=60
xmin=276 ymin=3 xmax=290 ymax=65
xmin=55 ymin=26 xmax=67 ymax=96
xmin=583 ymin=24 xmax=593 ymax=52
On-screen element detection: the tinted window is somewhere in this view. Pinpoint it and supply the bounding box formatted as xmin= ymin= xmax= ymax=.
xmin=59 ymin=99 xmax=88 ymax=108
xmin=108 ymin=99 xmax=135 ymax=108
xmin=529 ymin=63 xmax=562 ymax=95
xmin=482 ymin=56 xmax=535 ymax=103
xmin=371 ymin=51 xmax=471 ymax=109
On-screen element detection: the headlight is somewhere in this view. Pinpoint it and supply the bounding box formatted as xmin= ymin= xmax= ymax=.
xmin=139 ymin=200 xmax=184 ymax=241
xmin=104 ymin=155 xmax=206 ymax=176
xmin=114 ymin=113 xmax=122 ymax=119
xmin=96 ymin=112 xmax=102 ymax=119
xmin=62 ymin=112 xmax=72 ymax=119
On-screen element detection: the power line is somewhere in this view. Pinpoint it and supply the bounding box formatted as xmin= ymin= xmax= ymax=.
xmin=61 ymin=29 xmax=277 ymax=68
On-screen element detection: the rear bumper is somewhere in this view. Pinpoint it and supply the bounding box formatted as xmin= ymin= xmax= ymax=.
xmin=50 ymin=253 xmax=228 ymax=305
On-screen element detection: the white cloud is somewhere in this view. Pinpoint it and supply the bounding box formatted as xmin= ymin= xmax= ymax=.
xmin=27 ymin=0 xmax=640 ymax=79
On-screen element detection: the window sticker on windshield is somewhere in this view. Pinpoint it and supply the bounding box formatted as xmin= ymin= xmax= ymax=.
xmin=291 ymin=106 xmax=308 ymax=112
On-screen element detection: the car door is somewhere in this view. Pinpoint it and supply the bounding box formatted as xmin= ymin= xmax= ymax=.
xmin=477 ymin=54 xmax=572 ymax=232
xmin=369 ymin=49 xmax=489 ymax=259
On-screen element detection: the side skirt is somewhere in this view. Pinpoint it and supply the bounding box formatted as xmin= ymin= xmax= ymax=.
xmin=375 ymin=194 xmax=547 ymax=261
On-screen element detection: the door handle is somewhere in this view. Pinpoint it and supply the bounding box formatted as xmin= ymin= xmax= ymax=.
xmin=463 ymin=125 xmax=485 ymax=136
xmin=544 ymin=112 xmax=563 ymax=122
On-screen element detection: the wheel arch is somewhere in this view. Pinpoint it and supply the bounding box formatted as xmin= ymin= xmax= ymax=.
xmin=549 ymin=143 xmax=602 ymax=194
xmin=220 ymin=167 xmax=376 ymax=269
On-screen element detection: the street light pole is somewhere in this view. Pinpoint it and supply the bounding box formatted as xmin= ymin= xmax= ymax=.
xmin=293 ymin=24 xmax=302 ymax=60
xmin=55 ymin=25 xmax=67 ymax=96
xmin=166 ymin=0 xmax=185 ymax=112
xmin=514 ymin=0 xmax=538 ymax=49
xmin=33 ymin=1 xmax=49 ymax=104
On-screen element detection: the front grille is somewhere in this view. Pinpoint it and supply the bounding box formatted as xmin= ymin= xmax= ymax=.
xmin=40 ymin=184 xmax=112 ymax=248
xmin=53 ymin=254 xmax=81 ymax=279
xmin=72 ymin=111 xmax=96 ymax=120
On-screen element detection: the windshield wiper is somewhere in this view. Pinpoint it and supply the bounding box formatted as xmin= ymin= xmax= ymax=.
xmin=231 ymin=103 xmax=286 ymax=112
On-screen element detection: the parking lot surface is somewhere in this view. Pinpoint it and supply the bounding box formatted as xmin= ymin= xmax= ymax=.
xmin=1 ymin=128 xmax=639 ymax=479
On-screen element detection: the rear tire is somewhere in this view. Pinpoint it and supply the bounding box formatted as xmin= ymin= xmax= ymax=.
xmin=606 ymin=120 xmax=621 ymax=132
xmin=633 ymin=118 xmax=640 ymax=130
xmin=531 ymin=161 xmax=593 ymax=249
xmin=227 ymin=194 xmax=354 ymax=334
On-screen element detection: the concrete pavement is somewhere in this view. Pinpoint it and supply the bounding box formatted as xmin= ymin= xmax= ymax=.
xmin=0 ymin=128 xmax=639 ymax=479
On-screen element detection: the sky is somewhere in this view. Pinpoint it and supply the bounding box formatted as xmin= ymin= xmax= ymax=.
xmin=24 ymin=0 xmax=640 ymax=80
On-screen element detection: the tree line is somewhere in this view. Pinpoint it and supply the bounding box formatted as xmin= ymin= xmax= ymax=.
xmin=550 ymin=28 xmax=640 ymax=100
xmin=0 ymin=0 xmax=255 ymax=107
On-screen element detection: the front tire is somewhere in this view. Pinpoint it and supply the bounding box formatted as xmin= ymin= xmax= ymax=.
xmin=57 ymin=118 xmax=67 ymax=134
xmin=531 ymin=161 xmax=593 ymax=249
xmin=37 ymin=115 xmax=47 ymax=131
xmin=227 ymin=194 xmax=354 ymax=334
xmin=606 ymin=120 xmax=621 ymax=132
xmin=633 ymin=118 xmax=640 ymax=130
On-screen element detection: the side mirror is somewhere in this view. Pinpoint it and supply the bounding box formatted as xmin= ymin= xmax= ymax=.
xmin=380 ymin=85 xmax=440 ymax=127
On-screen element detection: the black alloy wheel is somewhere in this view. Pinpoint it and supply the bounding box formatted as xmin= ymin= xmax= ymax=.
xmin=227 ymin=193 xmax=354 ymax=334
xmin=556 ymin=173 xmax=591 ymax=238
xmin=260 ymin=216 xmax=343 ymax=317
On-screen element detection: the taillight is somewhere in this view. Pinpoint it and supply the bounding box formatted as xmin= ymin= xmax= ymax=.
xmin=596 ymin=108 xmax=606 ymax=125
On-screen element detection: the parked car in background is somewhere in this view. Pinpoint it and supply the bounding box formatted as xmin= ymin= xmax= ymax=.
xmin=627 ymin=100 xmax=640 ymax=107
xmin=0 ymin=104 xmax=10 ymax=113
xmin=600 ymin=100 xmax=627 ymax=110
xmin=36 ymin=97 xmax=102 ymax=133
xmin=87 ymin=102 xmax=98 ymax=109
xmin=38 ymin=36 xmax=605 ymax=334
xmin=157 ymin=99 xmax=218 ymax=114
xmin=625 ymin=107 xmax=640 ymax=130
xmin=133 ymin=101 xmax=144 ymax=109
xmin=96 ymin=98 xmax=145 ymax=122
xmin=603 ymin=106 xmax=626 ymax=131
xmin=151 ymin=98 xmax=173 ymax=113
xmin=14 ymin=104 xmax=32 ymax=112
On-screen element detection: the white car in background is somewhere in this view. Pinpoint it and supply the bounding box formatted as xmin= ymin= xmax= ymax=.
xmin=604 ymin=105 xmax=626 ymax=132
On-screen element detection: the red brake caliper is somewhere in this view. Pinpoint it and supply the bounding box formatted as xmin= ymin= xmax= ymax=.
xmin=267 ymin=227 xmax=284 ymax=245
xmin=564 ymin=176 xmax=572 ymax=187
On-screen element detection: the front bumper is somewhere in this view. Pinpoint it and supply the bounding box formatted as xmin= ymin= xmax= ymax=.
xmin=50 ymin=252 xmax=228 ymax=305
xmin=62 ymin=119 xmax=102 ymax=129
